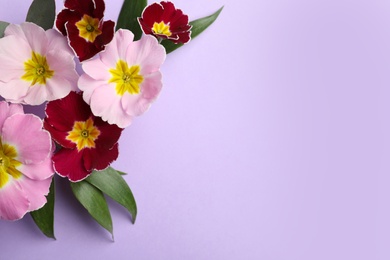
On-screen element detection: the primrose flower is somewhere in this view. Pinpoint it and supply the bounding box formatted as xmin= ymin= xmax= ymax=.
xmin=78 ymin=29 xmax=166 ymax=128
xmin=138 ymin=1 xmax=192 ymax=44
xmin=56 ymin=0 xmax=115 ymax=61
xmin=44 ymin=92 xmax=122 ymax=182
xmin=0 ymin=102 xmax=54 ymax=221
xmin=0 ymin=23 xmax=78 ymax=105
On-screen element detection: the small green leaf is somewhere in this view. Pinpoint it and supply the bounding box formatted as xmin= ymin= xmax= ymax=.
xmin=116 ymin=0 xmax=147 ymax=40
xmin=117 ymin=170 xmax=127 ymax=176
xmin=161 ymin=6 xmax=224 ymax=54
xmin=30 ymin=179 xmax=55 ymax=239
xmin=86 ymin=167 xmax=137 ymax=223
xmin=0 ymin=21 xmax=9 ymax=38
xmin=26 ymin=0 xmax=56 ymax=30
xmin=70 ymin=181 xmax=113 ymax=237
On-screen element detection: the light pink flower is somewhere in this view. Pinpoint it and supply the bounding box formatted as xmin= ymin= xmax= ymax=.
xmin=78 ymin=29 xmax=166 ymax=128
xmin=0 ymin=102 xmax=54 ymax=221
xmin=0 ymin=22 xmax=78 ymax=105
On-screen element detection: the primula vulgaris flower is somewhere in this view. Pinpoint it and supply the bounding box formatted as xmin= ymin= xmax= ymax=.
xmin=44 ymin=92 xmax=122 ymax=182
xmin=0 ymin=23 xmax=78 ymax=105
xmin=138 ymin=1 xmax=191 ymax=44
xmin=79 ymin=29 xmax=166 ymax=128
xmin=56 ymin=0 xmax=115 ymax=61
xmin=0 ymin=102 xmax=54 ymax=220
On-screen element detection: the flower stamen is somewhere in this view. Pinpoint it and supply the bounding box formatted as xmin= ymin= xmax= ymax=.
xmin=108 ymin=60 xmax=144 ymax=96
xmin=66 ymin=118 xmax=101 ymax=151
xmin=21 ymin=52 xmax=54 ymax=86
xmin=76 ymin=14 xmax=102 ymax=43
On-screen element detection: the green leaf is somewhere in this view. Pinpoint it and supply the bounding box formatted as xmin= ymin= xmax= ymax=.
xmin=86 ymin=167 xmax=137 ymax=223
xmin=26 ymin=0 xmax=56 ymax=30
xmin=116 ymin=0 xmax=147 ymax=40
xmin=117 ymin=170 xmax=127 ymax=176
xmin=30 ymin=179 xmax=56 ymax=239
xmin=0 ymin=21 xmax=9 ymax=38
xmin=161 ymin=6 xmax=224 ymax=54
xmin=70 ymin=181 xmax=113 ymax=237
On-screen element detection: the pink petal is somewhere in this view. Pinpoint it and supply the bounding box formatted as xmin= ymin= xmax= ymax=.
xmin=46 ymin=29 xmax=74 ymax=56
xmin=2 ymin=114 xmax=51 ymax=165
xmin=126 ymin=35 xmax=166 ymax=74
xmin=16 ymin=176 xmax=52 ymax=212
xmin=90 ymin=86 xmax=133 ymax=127
xmin=0 ymin=102 xmax=23 ymax=134
xmin=0 ymin=79 xmax=30 ymax=102
xmin=18 ymin=151 xmax=54 ymax=180
xmin=81 ymin=58 xmax=111 ymax=81
xmin=20 ymin=23 xmax=48 ymax=54
xmin=0 ymin=35 xmax=31 ymax=67
xmin=78 ymin=74 xmax=104 ymax=104
xmin=0 ymin=180 xmax=29 ymax=221
xmin=100 ymin=29 xmax=134 ymax=67
xmin=22 ymin=84 xmax=48 ymax=105
xmin=46 ymin=50 xmax=78 ymax=84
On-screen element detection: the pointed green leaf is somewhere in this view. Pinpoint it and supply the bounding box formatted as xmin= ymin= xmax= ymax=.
xmin=0 ymin=21 xmax=9 ymax=38
xmin=86 ymin=167 xmax=137 ymax=223
xmin=30 ymin=179 xmax=56 ymax=239
xmin=117 ymin=170 xmax=127 ymax=176
xmin=26 ymin=0 xmax=56 ymax=30
xmin=116 ymin=0 xmax=147 ymax=40
xmin=161 ymin=6 xmax=224 ymax=54
xmin=70 ymin=181 xmax=113 ymax=237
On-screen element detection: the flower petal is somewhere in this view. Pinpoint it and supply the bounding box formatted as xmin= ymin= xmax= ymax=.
xmin=2 ymin=114 xmax=51 ymax=165
xmin=83 ymin=143 xmax=118 ymax=171
xmin=0 ymin=179 xmax=29 ymax=221
xmin=16 ymin=176 xmax=52 ymax=212
xmin=53 ymin=148 xmax=90 ymax=182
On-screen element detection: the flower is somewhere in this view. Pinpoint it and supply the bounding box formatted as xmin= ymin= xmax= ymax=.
xmin=0 ymin=23 xmax=78 ymax=105
xmin=44 ymin=92 xmax=122 ymax=182
xmin=78 ymin=29 xmax=166 ymax=128
xmin=138 ymin=1 xmax=192 ymax=44
xmin=56 ymin=0 xmax=115 ymax=61
xmin=0 ymin=102 xmax=54 ymax=220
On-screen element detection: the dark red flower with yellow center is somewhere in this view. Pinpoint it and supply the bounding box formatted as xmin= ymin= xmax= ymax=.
xmin=44 ymin=92 xmax=122 ymax=182
xmin=138 ymin=1 xmax=192 ymax=44
xmin=56 ymin=0 xmax=115 ymax=61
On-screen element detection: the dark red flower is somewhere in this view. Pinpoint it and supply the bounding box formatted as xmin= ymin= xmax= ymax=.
xmin=138 ymin=1 xmax=191 ymax=44
xmin=44 ymin=92 xmax=122 ymax=182
xmin=56 ymin=0 xmax=114 ymax=61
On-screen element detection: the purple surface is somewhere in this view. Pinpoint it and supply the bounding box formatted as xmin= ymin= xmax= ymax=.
xmin=0 ymin=0 xmax=389 ymax=259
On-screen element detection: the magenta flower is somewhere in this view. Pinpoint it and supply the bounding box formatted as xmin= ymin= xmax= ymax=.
xmin=79 ymin=29 xmax=166 ymax=128
xmin=0 ymin=102 xmax=54 ymax=220
xmin=44 ymin=92 xmax=122 ymax=182
xmin=56 ymin=0 xmax=115 ymax=61
xmin=138 ymin=1 xmax=191 ymax=44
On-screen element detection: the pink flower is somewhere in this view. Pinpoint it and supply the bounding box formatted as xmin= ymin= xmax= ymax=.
xmin=79 ymin=29 xmax=166 ymax=128
xmin=138 ymin=1 xmax=191 ymax=44
xmin=0 ymin=23 xmax=78 ymax=105
xmin=0 ymin=102 xmax=54 ymax=221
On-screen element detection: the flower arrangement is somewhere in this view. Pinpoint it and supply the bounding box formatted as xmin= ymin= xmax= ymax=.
xmin=0 ymin=0 xmax=222 ymax=238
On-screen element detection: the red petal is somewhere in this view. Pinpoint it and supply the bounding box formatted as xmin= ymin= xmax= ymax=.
xmin=65 ymin=23 xmax=104 ymax=61
xmin=56 ymin=9 xmax=80 ymax=36
xmin=45 ymin=92 xmax=91 ymax=132
xmin=92 ymin=0 xmax=105 ymax=20
xmin=95 ymin=20 xmax=115 ymax=46
xmin=64 ymin=0 xmax=96 ymax=17
xmin=138 ymin=18 xmax=154 ymax=35
xmin=160 ymin=1 xmax=176 ymax=23
xmin=43 ymin=119 xmax=76 ymax=149
xmin=83 ymin=143 xmax=119 ymax=171
xmin=53 ymin=148 xmax=91 ymax=181
xmin=93 ymin=117 xmax=122 ymax=149
xmin=142 ymin=2 xmax=164 ymax=26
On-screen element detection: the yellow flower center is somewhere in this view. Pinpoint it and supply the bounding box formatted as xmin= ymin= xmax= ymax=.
xmin=108 ymin=60 xmax=144 ymax=96
xmin=66 ymin=118 xmax=101 ymax=151
xmin=152 ymin=21 xmax=172 ymax=37
xmin=0 ymin=138 xmax=22 ymax=189
xmin=76 ymin=14 xmax=102 ymax=43
xmin=21 ymin=52 xmax=54 ymax=86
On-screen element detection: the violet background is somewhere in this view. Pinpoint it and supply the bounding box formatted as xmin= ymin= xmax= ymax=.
xmin=0 ymin=0 xmax=389 ymax=259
